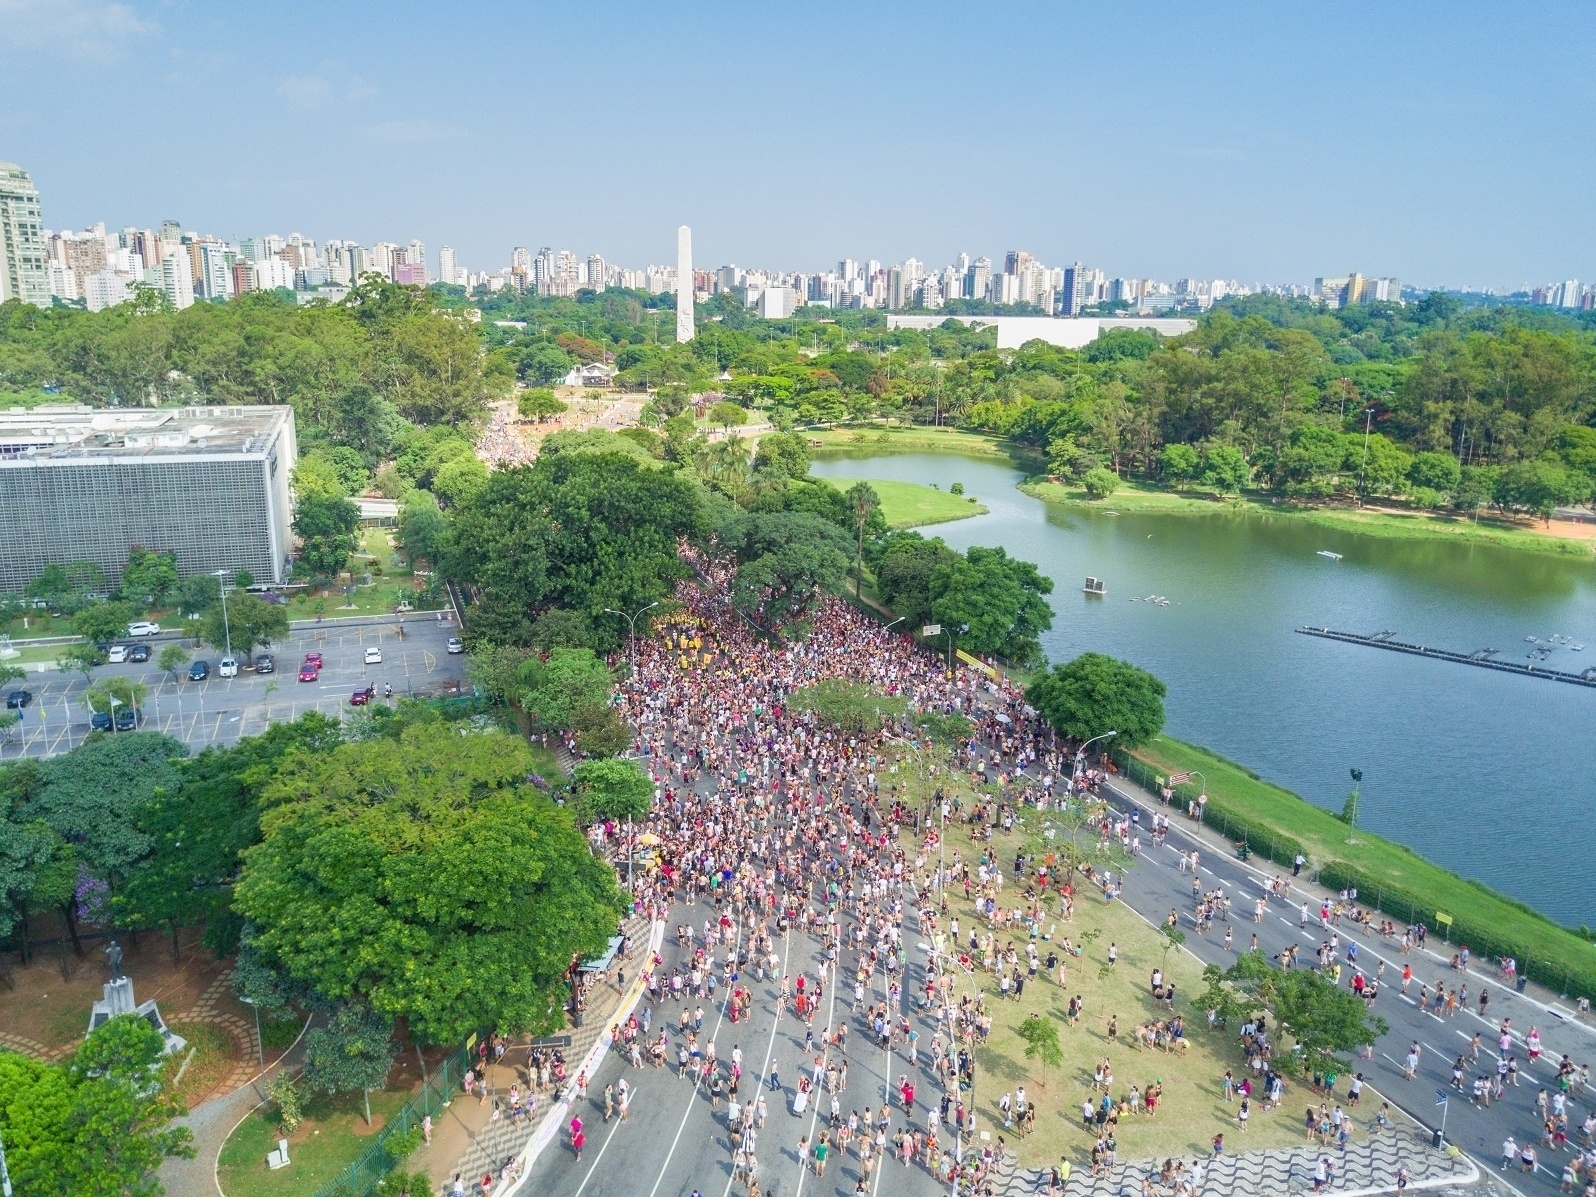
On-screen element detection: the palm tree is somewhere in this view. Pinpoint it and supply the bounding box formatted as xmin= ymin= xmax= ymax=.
xmin=845 ymin=481 xmax=880 ymax=598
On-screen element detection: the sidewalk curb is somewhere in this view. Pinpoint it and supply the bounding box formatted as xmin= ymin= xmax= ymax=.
xmin=492 ymin=917 xmax=666 ymax=1196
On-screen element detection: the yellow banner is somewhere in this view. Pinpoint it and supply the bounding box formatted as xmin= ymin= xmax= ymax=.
xmin=956 ymin=649 xmax=998 ymax=678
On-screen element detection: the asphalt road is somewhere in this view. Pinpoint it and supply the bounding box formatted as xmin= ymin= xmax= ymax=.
xmin=0 ymin=616 xmax=469 ymax=760
xmin=522 ymin=888 xmax=950 ymax=1197
xmin=1097 ymin=778 xmax=1592 ymax=1197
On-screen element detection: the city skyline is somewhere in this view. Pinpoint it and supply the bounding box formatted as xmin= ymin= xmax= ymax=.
xmin=1 ymin=2 xmax=1592 ymax=290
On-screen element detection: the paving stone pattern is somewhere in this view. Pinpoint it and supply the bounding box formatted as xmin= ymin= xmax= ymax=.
xmin=448 ymin=912 xmax=652 ymax=1185
xmin=995 ymin=1126 xmax=1476 ymax=1196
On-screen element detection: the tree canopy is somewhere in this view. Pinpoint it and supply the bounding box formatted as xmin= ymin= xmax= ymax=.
xmin=1027 ymin=652 xmax=1167 ymax=749
xmin=0 ymin=1014 xmax=194 ymax=1197
xmin=233 ymin=724 xmax=623 ymax=1043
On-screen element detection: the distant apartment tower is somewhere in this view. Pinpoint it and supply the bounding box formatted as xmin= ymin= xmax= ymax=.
xmin=1060 ymin=263 xmax=1089 ymax=315
xmin=966 ymin=257 xmax=992 ymax=303
xmin=586 ymin=254 xmax=606 ymax=292
xmin=438 ymin=245 xmax=459 ymax=285
xmin=0 ymin=162 xmax=49 ymax=307
xmin=158 ymin=252 xmax=196 ymax=309
xmin=0 ymin=405 xmax=298 ymax=590
xmin=1315 ymin=274 xmax=1402 ymax=307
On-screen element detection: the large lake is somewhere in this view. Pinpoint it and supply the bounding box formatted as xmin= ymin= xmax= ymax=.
xmin=811 ymin=451 xmax=1596 ymax=925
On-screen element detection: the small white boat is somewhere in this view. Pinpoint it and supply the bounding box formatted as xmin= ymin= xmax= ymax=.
xmin=1316 ymin=550 xmax=1343 ymax=560
xmin=1084 ymin=576 xmax=1107 ymax=596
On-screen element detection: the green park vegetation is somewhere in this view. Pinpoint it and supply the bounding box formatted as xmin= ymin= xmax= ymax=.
xmin=1021 ymin=479 xmax=1594 ymax=557
xmin=895 ymin=747 xmax=1371 ymax=1168
xmin=218 ymin=1083 xmax=411 ymax=1197
xmin=1124 ymin=735 xmax=1596 ymax=1001
xmin=807 ymin=424 xmax=1045 ymax=467
xmin=820 ymin=477 xmax=987 ymax=528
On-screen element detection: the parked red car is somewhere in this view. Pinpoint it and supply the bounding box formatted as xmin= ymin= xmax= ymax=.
xmin=303 ymin=651 xmax=325 ymax=669
xmin=349 ymin=684 xmax=375 ymax=706
xmin=298 ymin=664 xmax=319 ymax=683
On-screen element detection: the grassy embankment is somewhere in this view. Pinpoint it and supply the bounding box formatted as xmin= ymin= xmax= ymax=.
xmin=1022 ymin=479 xmax=1596 ymax=558
xmin=819 ymin=477 xmax=986 ymax=529
xmin=1125 ymin=735 xmax=1596 ymax=1000
xmin=892 ymin=749 xmax=1314 ymax=1167
xmin=806 ymin=424 xmax=1045 ymax=468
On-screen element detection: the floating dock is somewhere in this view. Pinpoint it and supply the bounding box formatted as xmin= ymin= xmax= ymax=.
xmin=1296 ymin=627 xmax=1596 ymax=689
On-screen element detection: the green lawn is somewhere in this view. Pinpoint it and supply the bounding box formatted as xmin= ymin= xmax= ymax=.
xmin=218 ymin=1086 xmax=411 ymax=1197
xmin=899 ymin=754 xmax=1312 ymax=1168
xmin=820 ymin=477 xmax=987 ymax=529
xmin=1128 ymin=735 xmax=1596 ymax=999
xmin=807 ymin=424 xmax=1044 ymax=468
xmin=1021 ymin=480 xmax=1595 ymax=558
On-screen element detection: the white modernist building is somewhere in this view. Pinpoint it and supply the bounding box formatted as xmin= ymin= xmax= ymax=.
xmin=885 ymin=314 xmax=1195 ymax=350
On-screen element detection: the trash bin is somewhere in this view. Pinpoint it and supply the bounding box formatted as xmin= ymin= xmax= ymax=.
xmin=1432 ymin=1127 xmax=1444 ymax=1150
xmin=1516 ymin=975 xmax=1529 ymax=994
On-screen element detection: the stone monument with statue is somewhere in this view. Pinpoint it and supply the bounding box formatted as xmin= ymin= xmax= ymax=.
xmin=87 ymin=940 xmax=187 ymax=1055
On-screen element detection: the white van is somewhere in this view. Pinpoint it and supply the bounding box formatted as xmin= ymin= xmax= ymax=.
xmin=219 ymin=656 xmax=239 ymax=678
xmin=106 ymin=644 xmax=129 ymax=663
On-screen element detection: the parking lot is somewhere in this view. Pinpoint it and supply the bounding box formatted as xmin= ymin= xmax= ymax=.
xmin=0 ymin=615 xmax=470 ymax=760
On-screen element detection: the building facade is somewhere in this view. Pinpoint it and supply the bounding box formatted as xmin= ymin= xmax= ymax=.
xmin=0 ymin=162 xmax=49 ymax=307
xmin=0 ymin=405 xmax=298 ymax=591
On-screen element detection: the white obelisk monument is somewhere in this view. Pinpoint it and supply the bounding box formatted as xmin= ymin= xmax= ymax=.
xmin=676 ymin=224 xmax=694 ymax=343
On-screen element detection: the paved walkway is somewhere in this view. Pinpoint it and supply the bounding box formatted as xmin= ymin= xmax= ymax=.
xmin=428 ymin=911 xmax=651 ymax=1192
xmin=994 ymin=1125 xmax=1475 ymax=1195
xmin=155 ymin=1017 xmax=312 ymax=1197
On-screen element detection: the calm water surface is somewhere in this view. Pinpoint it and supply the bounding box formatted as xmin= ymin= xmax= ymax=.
xmin=811 ymin=452 xmax=1596 ymax=925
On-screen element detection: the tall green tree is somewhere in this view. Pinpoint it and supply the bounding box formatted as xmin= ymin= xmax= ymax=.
xmin=928 ymin=546 xmax=1054 ymax=667
xmin=844 ymin=481 xmax=881 ymax=598
xmin=118 ymin=715 xmax=343 ymax=962
xmin=74 ymin=600 xmax=135 ymax=646
xmin=570 ymin=758 xmax=653 ymax=824
xmin=293 ymin=493 xmax=362 ymax=580
xmin=300 ymin=1004 xmax=397 ymax=1125
xmin=1027 ymin=653 xmax=1166 ymax=750
xmin=445 ymin=451 xmax=704 ymax=647
xmin=118 ymin=549 xmax=179 ymax=609
xmin=200 ymin=592 xmax=289 ymax=659
xmin=234 ymin=725 xmax=623 ymax=1043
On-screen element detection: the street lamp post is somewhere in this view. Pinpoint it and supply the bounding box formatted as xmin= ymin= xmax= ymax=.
xmin=239 ymin=995 xmax=265 ymax=1073
xmin=1073 ymin=730 xmax=1118 ymax=776
xmin=214 ymin=570 xmax=233 ymax=658
xmin=1346 ymin=768 xmax=1363 ymax=844
xmin=603 ymin=602 xmax=659 ymax=675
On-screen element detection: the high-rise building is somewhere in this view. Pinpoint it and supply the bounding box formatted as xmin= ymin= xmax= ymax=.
xmin=587 ymin=254 xmax=607 ymax=292
xmin=0 ymin=162 xmax=49 ymax=307
xmin=407 ymin=240 xmax=427 ymax=282
xmin=158 ymin=251 xmax=195 ymax=309
xmin=438 ymin=245 xmax=459 ymax=285
xmin=676 ymin=225 xmax=694 ymax=342
xmin=198 ymin=242 xmax=234 ymax=301
xmin=967 ymin=257 xmax=992 ymax=303
xmin=1060 ymin=263 xmax=1090 ymax=316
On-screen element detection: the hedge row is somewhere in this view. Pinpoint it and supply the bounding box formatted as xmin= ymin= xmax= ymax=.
xmin=1113 ymin=751 xmax=1308 ymax=869
xmin=1316 ymin=860 xmax=1596 ymax=1003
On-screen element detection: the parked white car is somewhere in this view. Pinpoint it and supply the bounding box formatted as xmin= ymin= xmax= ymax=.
xmin=106 ymin=644 xmax=129 ymax=663
xmin=219 ymin=656 xmax=239 ymax=677
xmin=364 ymin=646 xmax=383 ymax=664
xmin=126 ymin=621 xmax=161 ymax=637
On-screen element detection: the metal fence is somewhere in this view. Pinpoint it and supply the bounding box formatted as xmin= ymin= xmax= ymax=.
xmin=307 ymin=1039 xmax=474 ymax=1197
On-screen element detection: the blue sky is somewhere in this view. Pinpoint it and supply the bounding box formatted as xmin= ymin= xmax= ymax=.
xmin=2 ymin=0 xmax=1591 ymax=287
